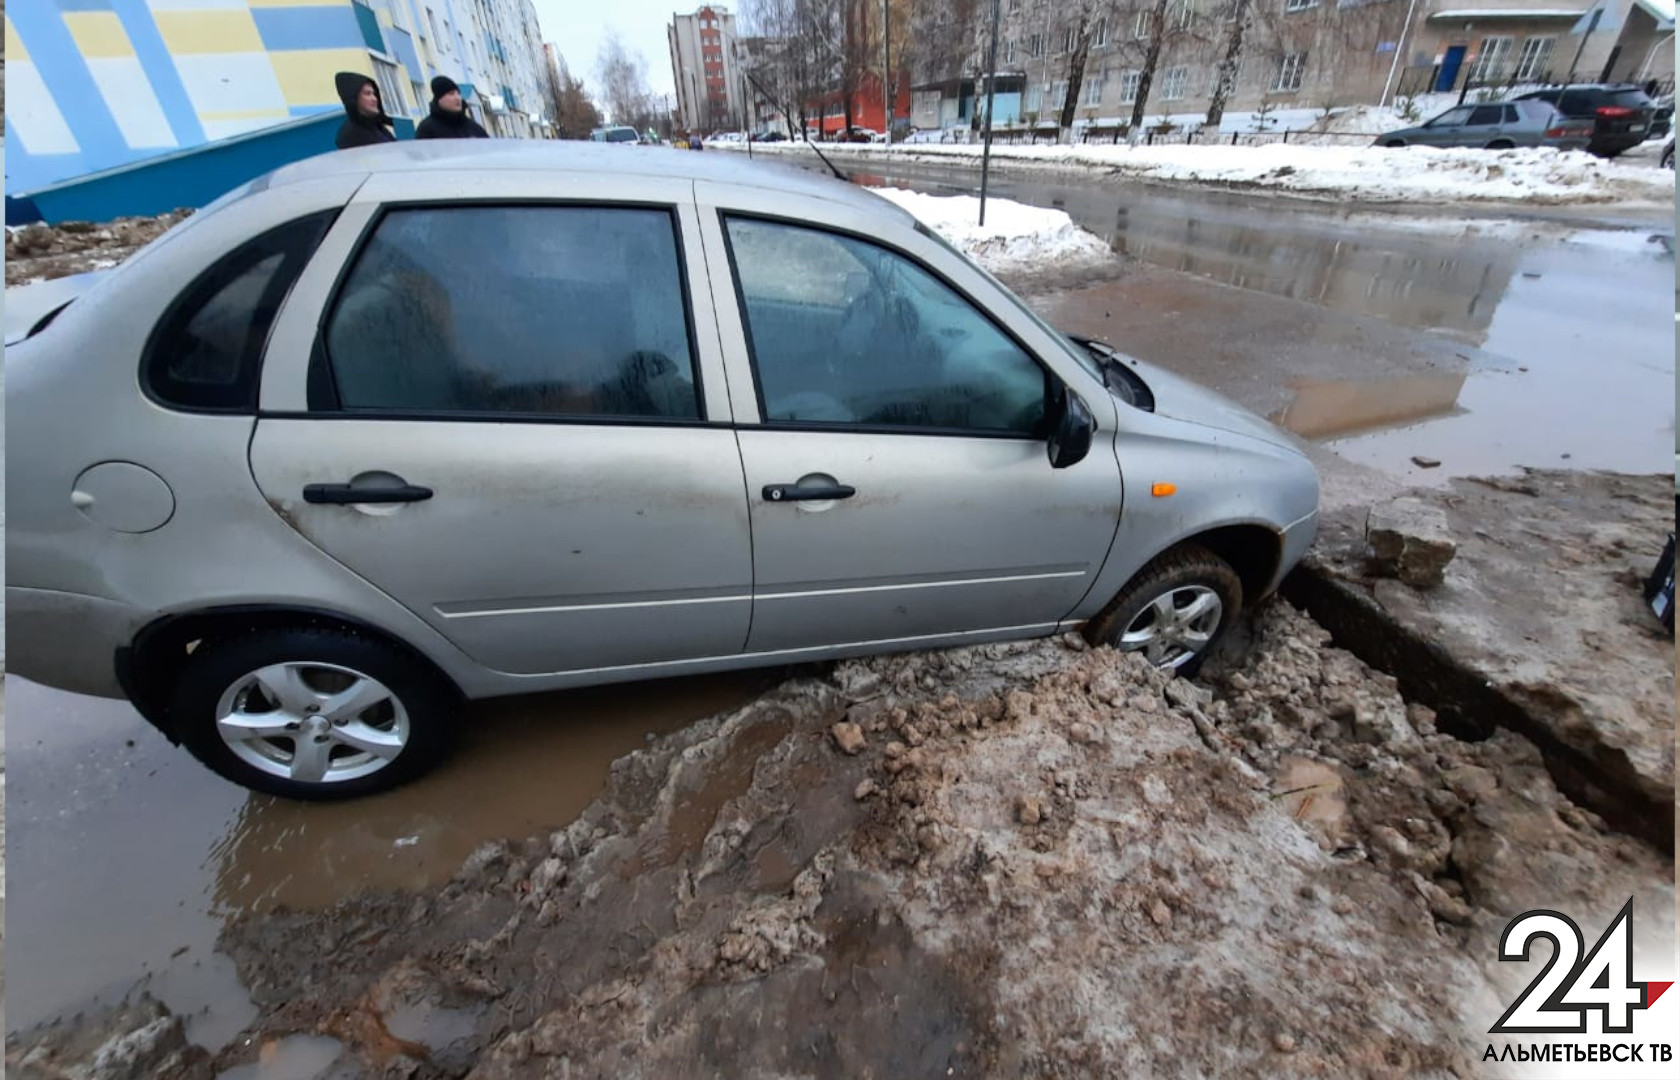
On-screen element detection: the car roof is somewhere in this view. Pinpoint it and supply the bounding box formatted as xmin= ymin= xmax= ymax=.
xmin=253 ymin=140 xmax=911 ymax=221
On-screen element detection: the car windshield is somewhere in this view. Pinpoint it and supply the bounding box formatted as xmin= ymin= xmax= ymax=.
xmin=912 ymin=220 xmax=1102 ymax=382
xmin=605 ymin=128 xmax=638 ymax=142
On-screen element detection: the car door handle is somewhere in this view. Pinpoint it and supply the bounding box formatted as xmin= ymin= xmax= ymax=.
xmin=762 ymin=482 xmax=856 ymax=502
xmin=303 ymin=482 xmax=434 ymax=505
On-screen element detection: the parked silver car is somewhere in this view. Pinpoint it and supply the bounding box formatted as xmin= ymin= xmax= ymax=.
xmin=6 ymin=143 xmax=1319 ymax=799
xmin=1376 ymin=100 xmax=1592 ymax=151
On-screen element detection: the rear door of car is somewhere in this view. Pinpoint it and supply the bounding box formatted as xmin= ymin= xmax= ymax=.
xmin=250 ymin=170 xmax=754 ymax=678
xmin=1460 ymin=105 xmax=1507 ymax=145
xmin=695 ymin=183 xmax=1125 ymax=656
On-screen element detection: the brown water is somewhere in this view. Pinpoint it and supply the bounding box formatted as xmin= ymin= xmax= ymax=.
xmin=3 ymin=670 xmax=772 ymax=1048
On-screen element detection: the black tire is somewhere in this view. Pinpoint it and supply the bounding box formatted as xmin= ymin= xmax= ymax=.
xmin=1084 ymin=544 xmax=1244 ymax=678
xmin=169 ymin=627 xmax=459 ymax=800
xmin=1486 ymin=140 xmax=1515 ymax=150
xmin=1384 ymin=139 xmax=1406 ymax=148
xmin=1663 ymin=147 xmax=1674 ymax=170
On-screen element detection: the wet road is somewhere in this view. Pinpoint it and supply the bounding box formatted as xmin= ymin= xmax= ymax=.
xmin=5 ymin=170 xmax=1673 ymax=1053
xmin=832 ymin=159 xmax=1676 ymax=484
xmin=3 ymin=671 xmax=774 ymax=1047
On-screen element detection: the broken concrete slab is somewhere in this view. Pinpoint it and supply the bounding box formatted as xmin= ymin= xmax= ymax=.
xmin=1291 ymin=469 xmax=1676 ymax=848
xmin=1367 ymin=496 xmax=1457 ymax=588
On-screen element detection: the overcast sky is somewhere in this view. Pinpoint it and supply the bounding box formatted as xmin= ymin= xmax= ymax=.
xmin=534 ymin=0 xmax=709 ymax=103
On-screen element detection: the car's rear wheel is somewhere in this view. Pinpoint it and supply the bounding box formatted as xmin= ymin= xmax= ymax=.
xmin=170 ymin=627 xmax=457 ymax=800
xmin=1086 ymin=544 xmax=1244 ymax=677
xmin=1663 ymin=146 xmax=1675 ymax=169
xmin=1486 ymin=139 xmax=1515 ymax=150
xmin=1384 ymin=139 xmax=1406 ymax=148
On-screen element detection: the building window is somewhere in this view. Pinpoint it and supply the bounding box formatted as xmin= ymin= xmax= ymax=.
xmin=1061 ymin=27 xmax=1076 ymax=53
xmin=372 ymin=57 xmax=410 ymax=114
xmin=1006 ymin=38 xmax=1018 ymax=63
xmin=1468 ymin=37 xmax=1514 ymax=83
xmin=1092 ymin=18 xmax=1108 ymax=47
xmin=1026 ymin=86 xmax=1043 ymax=113
xmin=1514 ymin=36 xmax=1555 ymax=82
xmin=1283 ymin=0 xmax=1317 ymax=10
xmin=1010 ymin=0 xmax=1022 ymax=10
xmin=1028 ymin=33 xmax=1043 ymax=57
xmin=1135 ymin=11 xmax=1150 ymax=37
xmin=1271 ymin=51 xmax=1307 ymax=92
xmin=1084 ymin=72 xmax=1105 ymax=105
xmin=1050 ymin=80 xmax=1068 ymax=108
xmin=1119 ymin=69 xmax=1142 ymax=103
xmin=1161 ymin=65 xmax=1188 ymax=100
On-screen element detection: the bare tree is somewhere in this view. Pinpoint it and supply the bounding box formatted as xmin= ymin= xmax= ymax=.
xmin=596 ymin=30 xmax=656 ymax=127
xmin=1206 ymin=0 xmax=1254 ymax=129
xmin=555 ymin=74 xmax=605 ymax=138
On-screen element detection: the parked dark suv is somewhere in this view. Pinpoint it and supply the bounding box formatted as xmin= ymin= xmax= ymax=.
xmin=1509 ymin=84 xmax=1657 ymax=157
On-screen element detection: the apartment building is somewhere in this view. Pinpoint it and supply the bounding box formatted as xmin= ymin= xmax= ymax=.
xmin=5 ymin=0 xmax=553 ymax=194
xmin=669 ymin=4 xmax=742 ymax=132
xmin=910 ymin=0 xmax=1672 ymax=132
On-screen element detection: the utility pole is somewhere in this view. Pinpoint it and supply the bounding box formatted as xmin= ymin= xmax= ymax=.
xmin=881 ymin=0 xmax=893 ymax=141
xmin=980 ymin=0 xmax=1001 ymax=226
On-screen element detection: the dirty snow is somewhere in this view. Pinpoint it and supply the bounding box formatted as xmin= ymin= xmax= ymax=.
xmin=871 ymin=188 xmax=1114 ymax=275
xmin=734 ymin=139 xmax=1674 ymax=206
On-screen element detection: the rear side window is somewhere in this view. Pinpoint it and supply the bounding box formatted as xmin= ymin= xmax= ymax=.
xmin=1469 ymin=106 xmax=1504 ymax=126
xmin=143 ymin=210 xmax=337 ymax=411
xmin=314 ymin=205 xmax=700 ymax=421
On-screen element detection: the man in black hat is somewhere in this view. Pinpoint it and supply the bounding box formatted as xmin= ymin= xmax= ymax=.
xmin=417 ymin=76 xmax=490 ymax=139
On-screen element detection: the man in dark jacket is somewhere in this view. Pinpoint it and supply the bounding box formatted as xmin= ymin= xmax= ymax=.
xmin=416 ymin=76 xmax=490 ymax=139
xmin=335 ymin=72 xmax=396 ymax=149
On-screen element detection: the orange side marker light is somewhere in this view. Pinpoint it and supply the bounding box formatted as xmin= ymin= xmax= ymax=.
xmin=1151 ymin=483 xmax=1177 ymax=497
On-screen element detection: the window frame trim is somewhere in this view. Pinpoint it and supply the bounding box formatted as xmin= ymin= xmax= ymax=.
xmin=715 ymin=209 xmax=1058 ymax=442
xmin=301 ymin=198 xmax=713 ymax=427
xmin=140 ymin=208 xmax=342 ymax=416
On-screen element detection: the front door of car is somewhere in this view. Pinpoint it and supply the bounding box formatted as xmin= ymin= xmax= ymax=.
xmin=250 ymin=176 xmax=753 ymax=677
xmin=702 ymin=210 xmax=1124 ymax=655
xmin=1419 ymin=106 xmax=1475 ymax=145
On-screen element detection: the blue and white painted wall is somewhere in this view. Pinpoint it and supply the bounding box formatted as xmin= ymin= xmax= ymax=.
xmin=6 ymin=0 xmax=554 ymax=195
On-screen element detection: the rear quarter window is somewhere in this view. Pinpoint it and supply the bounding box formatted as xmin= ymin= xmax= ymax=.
xmin=142 ymin=210 xmax=338 ymax=412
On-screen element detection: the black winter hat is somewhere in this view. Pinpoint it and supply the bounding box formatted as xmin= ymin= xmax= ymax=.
xmin=431 ymin=75 xmax=461 ymax=100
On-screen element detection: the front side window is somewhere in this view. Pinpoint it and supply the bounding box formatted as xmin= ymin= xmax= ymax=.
xmin=316 ymin=205 xmax=700 ymax=420
xmin=724 ymin=217 xmax=1047 ymax=436
xmin=1429 ymin=106 xmax=1474 ymax=128
xmin=144 ymin=210 xmax=337 ymax=411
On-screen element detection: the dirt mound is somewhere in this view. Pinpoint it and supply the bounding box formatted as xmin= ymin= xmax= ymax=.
xmin=5 ymin=211 xmax=191 ymax=286
xmin=10 ymin=604 xmax=1671 ymax=1080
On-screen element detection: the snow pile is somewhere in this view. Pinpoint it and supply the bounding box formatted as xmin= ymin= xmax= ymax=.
xmin=737 ymin=140 xmax=1675 ymax=205
xmin=870 ymin=187 xmax=1114 ymax=275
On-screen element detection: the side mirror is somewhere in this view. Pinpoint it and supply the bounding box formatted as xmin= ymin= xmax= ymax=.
xmin=1047 ymin=385 xmax=1095 ymax=469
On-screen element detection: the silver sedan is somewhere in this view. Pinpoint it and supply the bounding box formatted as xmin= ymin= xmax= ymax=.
xmin=6 ymin=142 xmax=1319 ymax=799
xmin=1376 ymin=100 xmax=1592 ymax=151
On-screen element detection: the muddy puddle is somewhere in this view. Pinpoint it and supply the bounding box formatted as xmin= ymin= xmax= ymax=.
xmin=836 ymin=160 xmax=1675 ymax=482
xmin=3 ymin=670 xmax=774 ymax=1048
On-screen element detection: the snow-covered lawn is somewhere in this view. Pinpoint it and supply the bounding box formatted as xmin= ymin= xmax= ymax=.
xmin=868 ymin=188 xmax=1113 ymax=276
xmin=727 ymin=137 xmax=1674 ymax=206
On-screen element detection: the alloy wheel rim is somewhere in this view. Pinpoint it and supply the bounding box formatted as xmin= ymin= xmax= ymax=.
xmin=214 ymin=661 xmax=409 ymax=785
xmin=1118 ymin=585 xmax=1224 ymax=669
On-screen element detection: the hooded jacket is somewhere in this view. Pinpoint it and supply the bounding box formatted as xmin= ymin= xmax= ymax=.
xmin=334 ymin=72 xmax=396 ymax=150
xmin=416 ymin=75 xmax=490 ymax=140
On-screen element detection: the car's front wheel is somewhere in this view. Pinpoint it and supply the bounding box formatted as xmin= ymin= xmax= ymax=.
xmin=170 ymin=628 xmax=458 ymax=800
xmin=1086 ymin=544 xmax=1243 ymax=677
